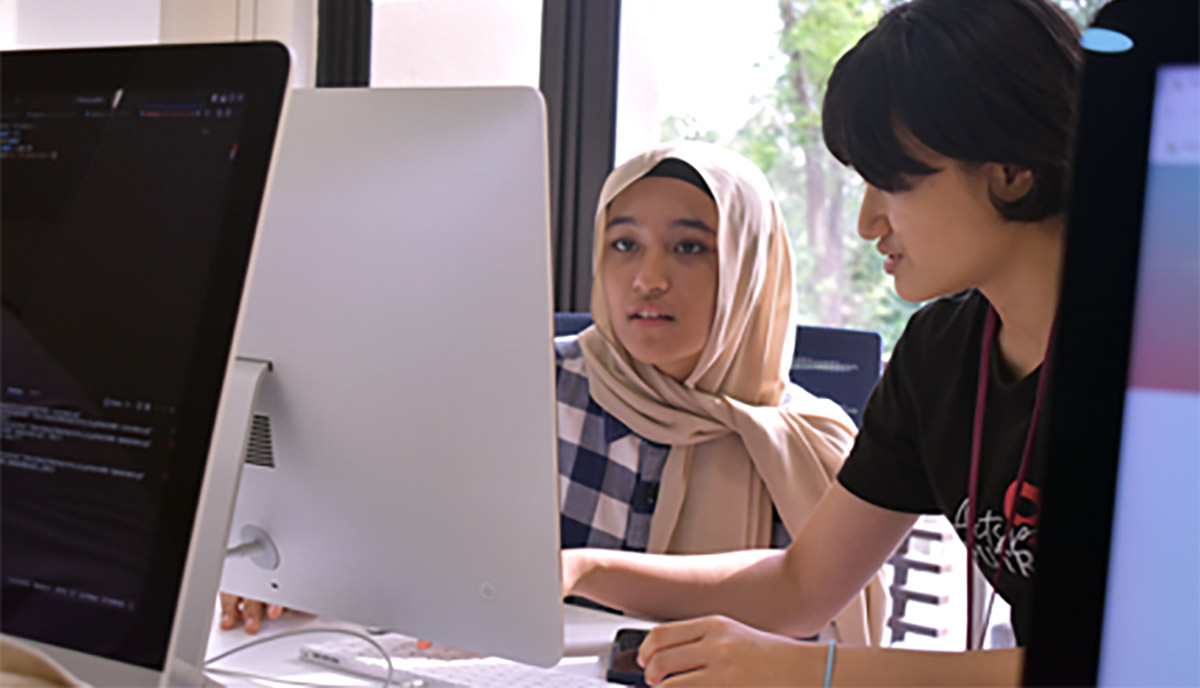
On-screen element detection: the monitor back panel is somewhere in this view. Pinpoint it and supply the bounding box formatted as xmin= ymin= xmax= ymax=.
xmin=220 ymin=87 xmax=564 ymax=667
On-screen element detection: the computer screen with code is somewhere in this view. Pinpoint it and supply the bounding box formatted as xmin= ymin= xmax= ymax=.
xmin=1 ymin=43 xmax=287 ymax=674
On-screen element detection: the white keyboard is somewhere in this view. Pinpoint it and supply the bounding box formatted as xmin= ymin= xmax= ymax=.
xmin=298 ymin=633 xmax=617 ymax=687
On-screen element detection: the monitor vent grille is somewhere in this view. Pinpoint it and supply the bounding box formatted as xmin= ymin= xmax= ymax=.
xmin=245 ymin=414 xmax=275 ymax=468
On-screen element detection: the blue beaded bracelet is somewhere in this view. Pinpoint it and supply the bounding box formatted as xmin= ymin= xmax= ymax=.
xmin=823 ymin=638 xmax=837 ymax=688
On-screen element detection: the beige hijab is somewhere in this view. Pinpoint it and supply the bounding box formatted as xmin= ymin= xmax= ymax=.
xmin=578 ymin=141 xmax=885 ymax=646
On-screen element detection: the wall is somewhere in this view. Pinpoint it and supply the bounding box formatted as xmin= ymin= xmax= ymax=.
xmin=0 ymin=0 xmax=160 ymax=50
xmin=160 ymin=0 xmax=315 ymax=88
xmin=371 ymin=0 xmax=542 ymax=87
xmin=0 ymin=0 xmax=544 ymax=89
xmin=0 ymin=0 xmax=315 ymax=88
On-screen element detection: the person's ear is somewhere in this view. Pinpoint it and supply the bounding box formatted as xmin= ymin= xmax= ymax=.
xmin=987 ymin=163 xmax=1035 ymax=204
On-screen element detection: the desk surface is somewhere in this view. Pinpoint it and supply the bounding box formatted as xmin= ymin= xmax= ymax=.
xmin=204 ymin=602 xmax=655 ymax=686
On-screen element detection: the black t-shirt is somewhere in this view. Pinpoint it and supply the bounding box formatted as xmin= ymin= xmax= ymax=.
xmin=838 ymin=290 xmax=1046 ymax=644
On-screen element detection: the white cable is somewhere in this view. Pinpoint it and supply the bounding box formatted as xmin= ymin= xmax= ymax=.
xmin=225 ymin=542 xmax=259 ymax=558
xmin=205 ymin=666 xmax=357 ymax=687
xmin=204 ymin=627 xmax=397 ymax=688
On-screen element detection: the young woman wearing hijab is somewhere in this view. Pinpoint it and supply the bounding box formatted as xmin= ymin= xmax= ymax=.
xmin=557 ymin=140 xmax=884 ymax=647
xmin=220 ymin=140 xmax=887 ymax=645
xmin=560 ymin=0 xmax=1081 ymax=685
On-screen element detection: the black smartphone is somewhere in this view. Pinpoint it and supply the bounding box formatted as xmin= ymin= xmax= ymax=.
xmin=606 ymin=627 xmax=650 ymax=687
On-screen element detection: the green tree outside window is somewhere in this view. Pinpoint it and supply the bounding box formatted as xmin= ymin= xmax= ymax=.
xmin=648 ymin=0 xmax=1105 ymax=353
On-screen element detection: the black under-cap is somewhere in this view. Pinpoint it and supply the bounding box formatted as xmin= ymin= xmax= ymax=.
xmin=641 ymin=158 xmax=714 ymax=200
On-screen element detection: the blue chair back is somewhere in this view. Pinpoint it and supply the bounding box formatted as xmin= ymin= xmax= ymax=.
xmin=553 ymin=313 xmax=882 ymax=426
xmin=553 ymin=312 xmax=595 ymax=337
xmin=789 ymin=325 xmax=881 ymax=427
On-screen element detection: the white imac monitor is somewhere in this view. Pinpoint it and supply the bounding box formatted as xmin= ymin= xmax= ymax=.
xmin=217 ymin=87 xmax=565 ymax=667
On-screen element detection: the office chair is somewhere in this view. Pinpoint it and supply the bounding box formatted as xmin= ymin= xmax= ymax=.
xmin=788 ymin=324 xmax=880 ymax=428
xmin=553 ymin=311 xmax=595 ymax=338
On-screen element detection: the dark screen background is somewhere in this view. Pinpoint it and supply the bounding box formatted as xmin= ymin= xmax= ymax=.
xmin=1 ymin=88 xmax=247 ymax=663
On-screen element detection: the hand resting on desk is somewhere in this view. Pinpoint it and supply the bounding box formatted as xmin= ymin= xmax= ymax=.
xmin=218 ymin=592 xmax=286 ymax=634
xmin=635 ymin=615 xmax=825 ymax=687
xmin=217 ymin=593 xmax=441 ymax=654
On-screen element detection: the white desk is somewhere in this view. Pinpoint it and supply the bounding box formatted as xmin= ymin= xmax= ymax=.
xmin=204 ymin=603 xmax=655 ymax=686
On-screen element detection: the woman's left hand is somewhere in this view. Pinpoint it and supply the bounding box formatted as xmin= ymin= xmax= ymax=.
xmin=637 ymin=615 xmax=825 ymax=687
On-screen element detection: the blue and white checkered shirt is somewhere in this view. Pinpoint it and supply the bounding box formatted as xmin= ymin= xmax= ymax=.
xmin=555 ymin=335 xmax=790 ymax=552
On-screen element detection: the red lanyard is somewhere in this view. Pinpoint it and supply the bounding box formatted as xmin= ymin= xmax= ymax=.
xmin=965 ymin=306 xmax=1054 ymax=650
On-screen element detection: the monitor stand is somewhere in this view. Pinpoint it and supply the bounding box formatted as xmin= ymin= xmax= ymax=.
xmin=165 ymin=355 xmax=611 ymax=684
xmin=162 ymin=357 xmax=273 ymax=687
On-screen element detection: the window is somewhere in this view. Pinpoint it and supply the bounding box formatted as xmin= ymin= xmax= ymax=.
xmin=617 ymin=0 xmax=918 ymax=353
xmin=617 ymin=0 xmax=1106 ymax=354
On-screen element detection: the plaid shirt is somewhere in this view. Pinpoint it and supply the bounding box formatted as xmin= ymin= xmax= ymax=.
xmin=555 ymin=335 xmax=789 ymax=552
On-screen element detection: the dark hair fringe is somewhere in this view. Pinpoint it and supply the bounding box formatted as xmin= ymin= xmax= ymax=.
xmin=823 ymin=0 xmax=1082 ymax=222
